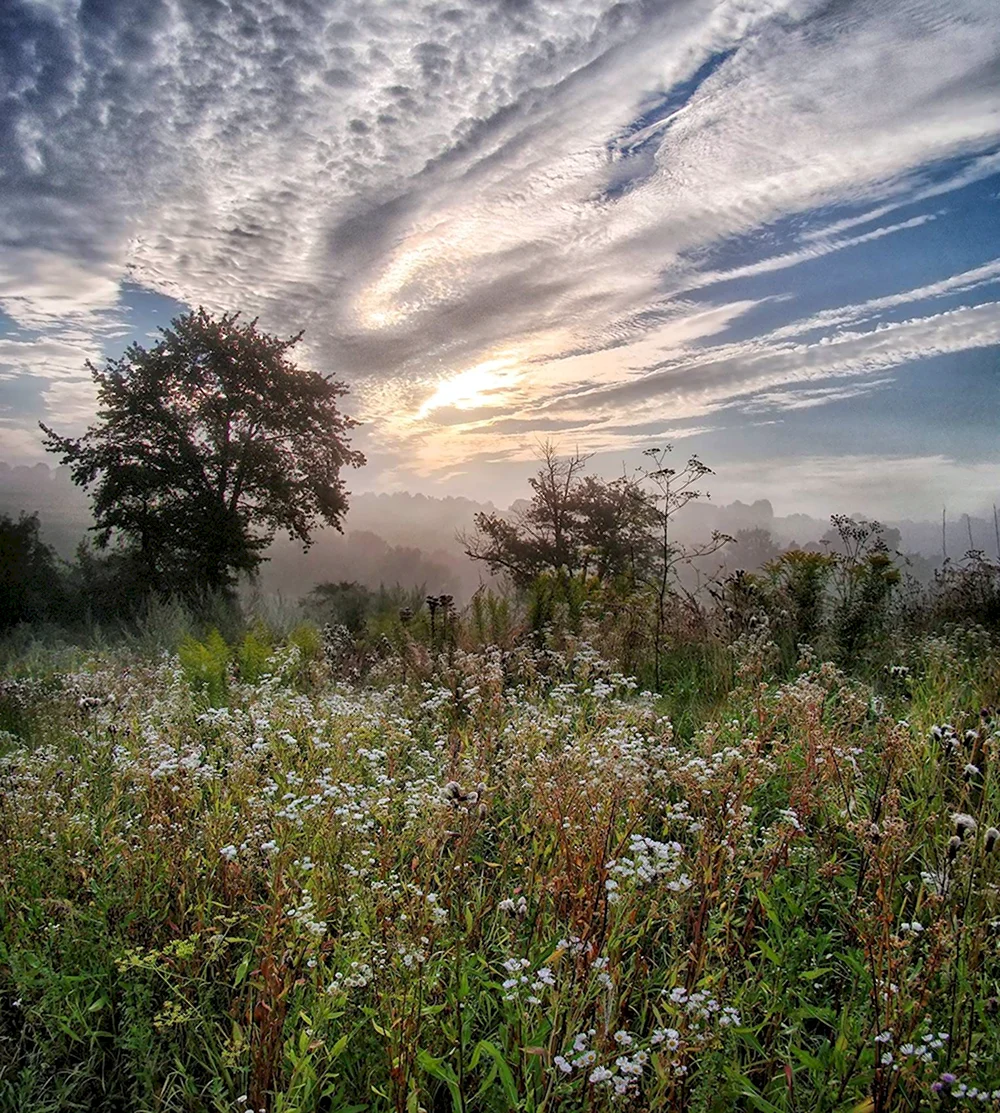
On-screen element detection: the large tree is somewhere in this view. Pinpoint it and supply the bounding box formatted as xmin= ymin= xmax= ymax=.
xmin=41 ymin=308 xmax=364 ymax=598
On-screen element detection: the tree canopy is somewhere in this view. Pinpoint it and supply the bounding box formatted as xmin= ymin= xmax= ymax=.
xmin=0 ymin=512 xmax=65 ymax=631
xmin=41 ymin=308 xmax=364 ymax=598
xmin=461 ymin=445 xmax=657 ymax=586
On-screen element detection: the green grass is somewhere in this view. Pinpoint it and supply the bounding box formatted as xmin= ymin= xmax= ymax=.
xmin=1 ymin=624 xmax=999 ymax=1112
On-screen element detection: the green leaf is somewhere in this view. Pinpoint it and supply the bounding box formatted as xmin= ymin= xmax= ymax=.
xmin=758 ymin=940 xmax=782 ymax=965
xmin=417 ymin=1049 xmax=462 ymax=1113
xmin=472 ymin=1040 xmax=519 ymax=1107
xmin=234 ymin=953 xmax=252 ymax=986
xmin=723 ymin=1068 xmax=785 ymax=1113
xmin=798 ymin=967 xmax=833 ymax=981
xmin=790 ymin=1046 xmax=825 ymax=1071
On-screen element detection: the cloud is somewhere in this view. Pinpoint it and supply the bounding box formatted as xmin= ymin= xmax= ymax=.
xmin=0 ymin=337 xmax=91 ymax=382
xmin=539 ymin=300 xmax=1000 ymax=419
xmin=764 ymin=258 xmax=1000 ymax=341
xmin=681 ymin=214 xmax=941 ymax=292
xmin=41 ymin=377 xmax=100 ymax=425
xmin=0 ymin=423 xmax=49 ymax=463
xmin=0 ymin=250 xmax=121 ymax=331
xmin=0 ymin=0 xmax=998 ymax=487
xmin=744 ymin=378 xmax=897 ymax=413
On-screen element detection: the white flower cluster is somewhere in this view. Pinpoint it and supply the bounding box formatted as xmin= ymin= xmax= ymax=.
xmin=500 ymin=957 xmax=556 ymax=1005
xmin=875 ymin=1029 xmax=949 ymax=1069
xmin=549 ymin=1029 xmax=650 ymax=1097
xmin=327 ymin=961 xmax=373 ymax=993
xmin=550 ymin=1026 xmax=682 ymax=1098
xmin=287 ymin=892 xmax=327 ymax=937
xmin=664 ymin=985 xmax=741 ymax=1031
xmin=605 ymin=835 xmax=691 ymax=899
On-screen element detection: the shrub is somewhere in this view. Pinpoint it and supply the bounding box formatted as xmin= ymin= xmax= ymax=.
xmin=235 ymin=625 xmax=273 ymax=685
xmin=177 ymin=627 xmax=231 ymax=705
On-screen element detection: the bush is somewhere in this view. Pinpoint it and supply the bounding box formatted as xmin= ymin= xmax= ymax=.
xmin=235 ymin=625 xmax=273 ymax=685
xmin=177 ymin=628 xmax=231 ymax=705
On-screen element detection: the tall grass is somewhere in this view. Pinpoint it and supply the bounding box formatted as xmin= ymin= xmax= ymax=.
xmin=2 ymin=619 xmax=999 ymax=1112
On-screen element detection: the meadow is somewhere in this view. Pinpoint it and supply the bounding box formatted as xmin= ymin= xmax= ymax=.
xmin=2 ymin=601 xmax=1000 ymax=1113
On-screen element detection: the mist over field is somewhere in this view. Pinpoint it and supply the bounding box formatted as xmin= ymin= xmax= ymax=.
xmin=3 ymin=459 xmax=998 ymax=607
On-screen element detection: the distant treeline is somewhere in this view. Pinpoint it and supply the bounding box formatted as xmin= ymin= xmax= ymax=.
xmin=3 ymin=460 xmax=999 ymax=611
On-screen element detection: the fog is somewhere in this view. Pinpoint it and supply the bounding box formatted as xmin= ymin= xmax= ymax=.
xmin=3 ymin=461 xmax=998 ymax=604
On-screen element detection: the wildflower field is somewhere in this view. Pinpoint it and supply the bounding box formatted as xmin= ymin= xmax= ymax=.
xmin=2 ymin=623 xmax=1000 ymax=1112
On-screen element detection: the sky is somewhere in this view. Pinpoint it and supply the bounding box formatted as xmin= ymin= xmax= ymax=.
xmin=1 ymin=0 xmax=999 ymax=518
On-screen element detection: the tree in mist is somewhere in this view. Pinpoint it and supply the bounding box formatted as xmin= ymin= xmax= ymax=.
xmin=462 ymin=443 xmax=656 ymax=586
xmin=0 ymin=512 xmax=65 ymax=630
xmin=41 ymin=309 xmax=364 ymax=600
xmin=724 ymin=527 xmax=781 ymax=573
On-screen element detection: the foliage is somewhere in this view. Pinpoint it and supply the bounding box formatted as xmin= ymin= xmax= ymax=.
xmin=0 ymin=512 xmax=65 ymax=631
xmin=724 ymin=527 xmax=782 ymax=573
xmin=235 ymin=625 xmax=274 ymax=685
xmin=720 ymin=517 xmax=905 ymax=668
xmin=463 ymin=444 xmax=656 ymax=586
xmin=40 ymin=308 xmax=364 ymax=600
xmin=635 ymin=446 xmax=730 ymax=688
xmin=925 ymin=552 xmax=1000 ymax=631
xmin=526 ymin=568 xmax=596 ymax=638
xmin=305 ymin=582 xmax=428 ymax=639
xmin=762 ymin=548 xmax=836 ymax=651
xmin=468 ymin=588 xmax=516 ymax=649
xmin=307 ymin=581 xmax=379 ymax=634
xmin=62 ymin=539 xmax=155 ymax=627
xmin=827 ymin=515 xmax=902 ymax=662
xmin=178 ymin=627 xmax=231 ymax=706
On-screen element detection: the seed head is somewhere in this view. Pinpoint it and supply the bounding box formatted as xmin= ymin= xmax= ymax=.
xmin=947 ymin=834 xmax=962 ymax=861
xmin=985 ymin=827 xmax=1000 ymax=854
xmin=952 ymin=813 xmax=977 ymax=839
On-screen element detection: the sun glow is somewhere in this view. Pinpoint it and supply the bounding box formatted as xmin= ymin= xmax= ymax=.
xmin=417 ymin=352 xmax=522 ymax=418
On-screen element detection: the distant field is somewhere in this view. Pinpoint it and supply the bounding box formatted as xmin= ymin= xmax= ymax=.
xmin=2 ymin=627 xmax=999 ymax=1112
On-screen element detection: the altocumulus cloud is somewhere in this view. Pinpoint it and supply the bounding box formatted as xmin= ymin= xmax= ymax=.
xmin=0 ymin=0 xmax=999 ymax=490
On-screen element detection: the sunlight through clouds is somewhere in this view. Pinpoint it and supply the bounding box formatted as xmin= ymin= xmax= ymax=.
xmin=0 ymin=0 xmax=998 ymax=503
xmin=416 ymin=354 xmax=523 ymax=419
